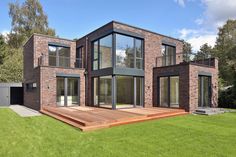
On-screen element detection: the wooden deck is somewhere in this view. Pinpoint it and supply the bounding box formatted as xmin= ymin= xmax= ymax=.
xmin=41 ymin=106 xmax=188 ymax=131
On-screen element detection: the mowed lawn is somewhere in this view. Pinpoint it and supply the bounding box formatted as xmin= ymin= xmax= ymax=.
xmin=0 ymin=108 xmax=236 ymax=157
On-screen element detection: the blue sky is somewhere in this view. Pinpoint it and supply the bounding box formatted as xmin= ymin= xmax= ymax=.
xmin=1 ymin=0 xmax=236 ymax=51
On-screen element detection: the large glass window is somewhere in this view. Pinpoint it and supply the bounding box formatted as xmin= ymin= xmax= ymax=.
xmin=92 ymin=35 xmax=112 ymax=70
xmin=100 ymin=35 xmax=112 ymax=69
xmin=160 ymin=77 xmax=169 ymax=107
xmin=170 ymin=76 xmax=179 ymax=107
xmin=116 ymin=34 xmax=143 ymax=69
xmin=99 ymin=76 xmax=112 ymax=108
xmin=56 ymin=77 xmax=79 ymax=106
xmin=135 ymin=39 xmax=143 ymax=69
xmin=116 ymin=76 xmax=134 ymax=108
xmin=116 ymin=34 xmax=134 ymax=68
xmin=159 ymin=76 xmax=179 ymax=108
xmin=67 ymin=78 xmax=79 ymax=106
xmin=92 ymin=33 xmax=144 ymax=70
xmin=76 ymin=47 xmax=83 ymax=68
xmin=48 ymin=45 xmax=70 ymax=67
xmin=162 ymin=44 xmax=176 ymax=66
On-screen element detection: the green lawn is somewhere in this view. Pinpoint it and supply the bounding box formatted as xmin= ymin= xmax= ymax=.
xmin=0 ymin=108 xmax=236 ymax=157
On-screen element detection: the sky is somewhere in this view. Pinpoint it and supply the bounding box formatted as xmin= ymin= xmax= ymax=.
xmin=1 ymin=0 xmax=236 ymax=52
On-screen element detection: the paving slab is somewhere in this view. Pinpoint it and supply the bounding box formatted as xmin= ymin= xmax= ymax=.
xmin=9 ymin=105 xmax=42 ymax=117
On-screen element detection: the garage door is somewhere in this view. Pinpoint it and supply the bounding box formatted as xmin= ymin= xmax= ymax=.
xmin=0 ymin=87 xmax=9 ymax=106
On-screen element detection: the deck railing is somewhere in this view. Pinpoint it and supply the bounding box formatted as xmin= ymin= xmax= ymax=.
xmin=155 ymin=52 xmax=215 ymax=67
xmin=38 ymin=54 xmax=83 ymax=69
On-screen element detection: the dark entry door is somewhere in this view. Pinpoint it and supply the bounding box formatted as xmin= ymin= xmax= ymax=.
xmin=198 ymin=76 xmax=211 ymax=107
xmin=10 ymin=87 xmax=23 ymax=105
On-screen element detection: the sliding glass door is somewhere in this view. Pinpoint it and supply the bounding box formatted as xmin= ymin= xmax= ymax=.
xmin=159 ymin=76 xmax=179 ymax=108
xmin=57 ymin=77 xmax=80 ymax=106
xmin=198 ymin=76 xmax=211 ymax=107
xmin=93 ymin=76 xmax=143 ymax=109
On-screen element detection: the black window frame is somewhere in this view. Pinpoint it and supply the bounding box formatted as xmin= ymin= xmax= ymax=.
xmin=76 ymin=46 xmax=83 ymax=68
xmin=48 ymin=44 xmax=70 ymax=68
xmin=161 ymin=44 xmax=176 ymax=66
xmin=91 ymin=33 xmax=144 ymax=71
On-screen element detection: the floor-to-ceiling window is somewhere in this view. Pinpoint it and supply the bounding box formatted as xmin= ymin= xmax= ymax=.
xmin=57 ymin=77 xmax=65 ymax=106
xmin=116 ymin=76 xmax=134 ymax=108
xmin=67 ymin=78 xmax=79 ymax=106
xmin=159 ymin=76 xmax=179 ymax=108
xmin=92 ymin=35 xmax=112 ymax=70
xmin=160 ymin=77 xmax=168 ymax=107
xmin=99 ymin=76 xmax=112 ymax=108
xmin=56 ymin=77 xmax=80 ymax=106
xmin=198 ymin=76 xmax=211 ymax=107
xmin=91 ymin=33 xmax=144 ymax=109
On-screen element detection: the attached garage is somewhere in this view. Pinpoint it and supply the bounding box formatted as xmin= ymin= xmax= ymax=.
xmin=0 ymin=83 xmax=23 ymax=106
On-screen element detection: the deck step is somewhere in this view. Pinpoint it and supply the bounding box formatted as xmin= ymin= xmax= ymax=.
xmin=41 ymin=110 xmax=84 ymax=129
xmin=41 ymin=108 xmax=91 ymax=126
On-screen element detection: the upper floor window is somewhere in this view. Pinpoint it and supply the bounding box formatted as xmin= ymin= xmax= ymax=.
xmin=92 ymin=34 xmax=112 ymax=70
xmin=92 ymin=33 xmax=144 ymax=70
xmin=48 ymin=45 xmax=70 ymax=67
xmin=162 ymin=44 xmax=176 ymax=66
xmin=116 ymin=34 xmax=143 ymax=69
xmin=76 ymin=47 xmax=83 ymax=68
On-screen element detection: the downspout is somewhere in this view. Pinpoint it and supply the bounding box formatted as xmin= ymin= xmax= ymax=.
xmin=85 ymin=36 xmax=88 ymax=106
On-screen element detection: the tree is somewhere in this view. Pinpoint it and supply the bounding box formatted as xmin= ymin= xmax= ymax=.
xmin=0 ymin=34 xmax=7 ymax=64
xmin=8 ymin=0 xmax=55 ymax=48
xmin=182 ymin=41 xmax=192 ymax=62
xmin=0 ymin=0 xmax=56 ymax=82
xmin=0 ymin=48 xmax=23 ymax=82
xmin=194 ymin=43 xmax=212 ymax=60
xmin=213 ymin=19 xmax=236 ymax=85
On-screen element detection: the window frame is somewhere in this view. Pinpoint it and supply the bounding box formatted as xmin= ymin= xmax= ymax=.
xmin=48 ymin=44 xmax=70 ymax=68
xmin=76 ymin=46 xmax=83 ymax=68
xmin=161 ymin=44 xmax=176 ymax=66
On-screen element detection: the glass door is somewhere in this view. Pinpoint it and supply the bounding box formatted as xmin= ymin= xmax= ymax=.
xmin=56 ymin=77 xmax=80 ymax=106
xmin=57 ymin=77 xmax=65 ymax=106
xmin=159 ymin=76 xmax=179 ymax=108
xmin=198 ymin=76 xmax=211 ymax=107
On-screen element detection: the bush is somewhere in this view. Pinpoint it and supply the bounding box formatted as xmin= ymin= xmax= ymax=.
xmin=218 ymin=86 xmax=236 ymax=109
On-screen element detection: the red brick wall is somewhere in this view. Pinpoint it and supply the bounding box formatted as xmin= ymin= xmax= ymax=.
xmin=23 ymin=34 xmax=85 ymax=110
xmin=40 ymin=67 xmax=85 ymax=108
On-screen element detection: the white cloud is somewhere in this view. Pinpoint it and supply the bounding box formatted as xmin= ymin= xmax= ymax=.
xmin=177 ymin=0 xmax=236 ymax=52
xmin=174 ymin=0 xmax=185 ymax=7
xmin=187 ymin=34 xmax=217 ymax=52
xmin=201 ymin=0 xmax=236 ymax=28
xmin=178 ymin=28 xmax=216 ymax=52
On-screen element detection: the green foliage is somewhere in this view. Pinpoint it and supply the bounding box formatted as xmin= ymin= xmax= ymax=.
xmin=182 ymin=40 xmax=192 ymax=62
xmin=0 ymin=34 xmax=7 ymax=64
xmin=194 ymin=43 xmax=212 ymax=60
xmin=0 ymin=48 xmax=23 ymax=82
xmin=8 ymin=0 xmax=55 ymax=48
xmin=0 ymin=0 xmax=56 ymax=82
xmin=213 ymin=19 xmax=236 ymax=85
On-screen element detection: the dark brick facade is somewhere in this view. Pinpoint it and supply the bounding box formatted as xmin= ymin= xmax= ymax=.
xmin=153 ymin=59 xmax=218 ymax=112
xmin=23 ymin=21 xmax=218 ymax=112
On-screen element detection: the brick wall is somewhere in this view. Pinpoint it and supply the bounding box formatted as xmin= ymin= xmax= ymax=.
xmin=153 ymin=59 xmax=218 ymax=112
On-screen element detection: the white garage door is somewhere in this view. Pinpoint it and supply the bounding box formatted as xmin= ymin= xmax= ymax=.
xmin=0 ymin=87 xmax=10 ymax=106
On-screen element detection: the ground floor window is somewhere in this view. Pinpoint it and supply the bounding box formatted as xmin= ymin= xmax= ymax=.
xmin=57 ymin=77 xmax=80 ymax=106
xmin=198 ymin=76 xmax=211 ymax=107
xmin=93 ymin=75 xmax=143 ymax=109
xmin=159 ymin=76 xmax=179 ymax=108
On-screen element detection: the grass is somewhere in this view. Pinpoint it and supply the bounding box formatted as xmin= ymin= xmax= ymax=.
xmin=0 ymin=108 xmax=236 ymax=157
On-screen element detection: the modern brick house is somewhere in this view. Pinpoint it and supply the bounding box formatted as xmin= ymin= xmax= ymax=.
xmin=23 ymin=21 xmax=218 ymax=113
